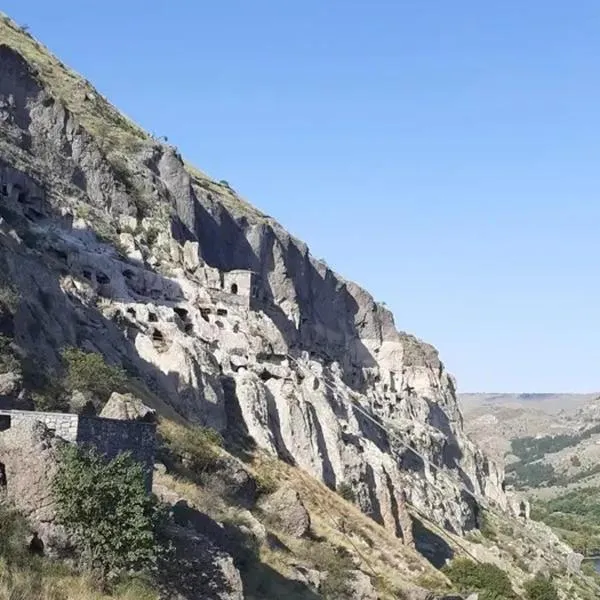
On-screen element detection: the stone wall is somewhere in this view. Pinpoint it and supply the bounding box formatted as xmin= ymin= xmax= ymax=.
xmin=0 ymin=409 xmax=78 ymax=442
xmin=77 ymin=416 xmax=156 ymax=489
xmin=0 ymin=410 xmax=156 ymax=489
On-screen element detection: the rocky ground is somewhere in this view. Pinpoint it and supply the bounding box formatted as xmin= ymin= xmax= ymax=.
xmin=0 ymin=11 xmax=598 ymax=599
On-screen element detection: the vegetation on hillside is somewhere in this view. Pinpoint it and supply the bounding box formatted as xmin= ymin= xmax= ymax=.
xmin=505 ymin=425 xmax=600 ymax=489
xmin=442 ymin=558 xmax=516 ymax=599
xmin=53 ymin=446 xmax=165 ymax=585
xmin=0 ymin=500 xmax=158 ymax=600
xmin=531 ymin=487 xmax=600 ymax=556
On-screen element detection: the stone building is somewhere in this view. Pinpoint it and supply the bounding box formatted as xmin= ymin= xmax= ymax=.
xmin=0 ymin=407 xmax=156 ymax=489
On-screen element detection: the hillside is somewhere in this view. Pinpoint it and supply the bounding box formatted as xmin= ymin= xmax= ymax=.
xmin=460 ymin=393 xmax=600 ymax=494
xmin=0 ymin=12 xmax=598 ymax=600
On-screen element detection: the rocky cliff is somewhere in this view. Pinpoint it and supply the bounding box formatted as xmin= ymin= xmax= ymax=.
xmin=0 ymin=13 xmax=505 ymax=544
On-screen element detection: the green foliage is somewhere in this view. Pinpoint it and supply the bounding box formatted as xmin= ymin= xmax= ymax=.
xmin=253 ymin=469 xmax=279 ymax=497
xmin=298 ymin=541 xmax=355 ymax=599
xmin=159 ymin=421 xmax=223 ymax=479
xmin=0 ymin=335 xmax=19 ymax=373
xmin=62 ymin=347 xmax=127 ymax=402
xmin=0 ymin=282 xmax=20 ymax=314
xmin=442 ymin=558 xmax=516 ymax=600
xmin=53 ymin=445 xmax=163 ymax=582
xmin=524 ymin=573 xmax=559 ymax=600
xmin=532 ymin=487 xmax=600 ymax=556
xmin=479 ymin=511 xmax=498 ymax=541
xmin=336 ymin=481 xmax=356 ymax=503
xmin=506 ymin=462 xmax=557 ymax=489
xmin=570 ymin=454 xmax=581 ymax=467
xmin=510 ymin=429 xmax=600 ymax=465
xmin=0 ymin=502 xmax=33 ymax=565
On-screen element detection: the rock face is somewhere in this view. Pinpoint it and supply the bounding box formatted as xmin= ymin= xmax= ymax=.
xmin=0 ymin=16 xmax=507 ymax=550
xmin=159 ymin=525 xmax=244 ymax=600
xmin=0 ymin=420 xmax=68 ymax=553
xmin=259 ymin=487 xmax=311 ymax=538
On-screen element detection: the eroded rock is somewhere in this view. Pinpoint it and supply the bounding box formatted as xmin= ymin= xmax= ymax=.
xmin=259 ymin=486 xmax=311 ymax=538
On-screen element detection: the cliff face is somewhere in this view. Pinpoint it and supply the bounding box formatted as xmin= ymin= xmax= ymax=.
xmin=0 ymin=15 xmax=506 ymax=540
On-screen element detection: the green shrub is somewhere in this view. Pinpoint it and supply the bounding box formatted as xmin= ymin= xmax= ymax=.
xmin=253 ymin=470 xmax=279 ymax=497
xmin=479 ymin=511 xmax=498 ymax=541
xmin=299 ymin=541 xmax=355 ymax=599
xmin=0 ymin=283 xmax=20 ymax=314
xmin=159 ymin=421 xmax=223 ymax=479
xmin=0 ymin=502 xmax=32 ymax=564
xmin=53 ymin=445 xmax=164 ymax=583
xmin=336 ymin=481 xmax=355 ymax=503
xmin=442 ymin=558 xmax=516 ymax=599
xmin=62 ymin=347 xmax=127 ymax=401
xmin=524 ymin=573 xmax=559 ymax=600
xmin=0 ymin=335 xmax=19 ymax=373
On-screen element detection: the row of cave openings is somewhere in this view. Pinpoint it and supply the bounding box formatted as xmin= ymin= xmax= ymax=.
xmin=1 ymin=181 xmax=46 ymax=222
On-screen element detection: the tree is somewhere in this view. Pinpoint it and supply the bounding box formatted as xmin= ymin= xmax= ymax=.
xmin=62 ymin=347 xmax=127 ymax=401
xmin=53 ymin=445 xmax=163 ymax=583
xmin=524 ymin=573 xmax=559 ymax=600
xmin=442 ymin=558 xmax=516 ymax=599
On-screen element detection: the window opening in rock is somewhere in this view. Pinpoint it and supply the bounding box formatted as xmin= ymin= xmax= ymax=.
xmin=184 ymin=323 xmax=194 ymax=334
xmin=28 ymin=532 xmax=44 ymax=556
xmin=82 ymin=270 xmax=92 ymax=281
xmin=313 ymin=377 xmax=320 ymax=391
xmin=96 ymin=272 xmax=110 ymax=285
xmin=174 ymin=307 xmax=188 ymax=321
xmin=0 ymin=184 xmax=7 ymax=196
xmin=200 ymin=308 xmax=210 ymax=322
xmin=230 ymin=283 xmax=238 ymax=295
xmin=152 ymin=329 xmax=164 ymax=342
xmin=0 ymin=415 xmax=11 ymax=432
xmin=233 ymin=323 xmax=239 ymax=333
xmin=215 ymin=320 xmax=224 ymax=329
xmin=127 ymin=307 xmax=136 ymax=317
xmin=148 ymin=312 xmax=158 ymax=323
xmin=259 ymin=369 xmax=273 ymax=382
xmin=217 ymin=308 xmax=227 ymax=317
xmin=0 ymin=461 xmax=6 ymax=489
xmin=123 ymin=269 xmax=134 ymax=280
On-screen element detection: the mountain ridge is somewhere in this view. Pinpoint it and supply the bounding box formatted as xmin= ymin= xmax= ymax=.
xmin=1 ymin=12 xmax=597 ymax=599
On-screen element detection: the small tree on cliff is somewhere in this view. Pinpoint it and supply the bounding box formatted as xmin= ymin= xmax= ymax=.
xmin=53 ymin=445 xmax=163 ymax=584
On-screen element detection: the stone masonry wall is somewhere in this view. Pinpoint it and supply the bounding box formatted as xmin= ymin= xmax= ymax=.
xmin=0 ymin=410 xmax=156 ymax=489
xmin=76 ymin=416 xmax=156 ymax=489
xmin=0 ymin=409 xmax=78 ymax=442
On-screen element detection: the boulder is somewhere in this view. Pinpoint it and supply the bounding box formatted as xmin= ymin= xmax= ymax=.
xmin=348 ymin=570 xmax=377 ymax=600
xmin=259 ymin=486 xmax=311 ymax=538
xmin=0 ymin=420 xmax=69 ymax=554
xmin=159 ymin=524 xmax=243 ymax=600
xmin=100 ymin=392 xmax=156 ymax=422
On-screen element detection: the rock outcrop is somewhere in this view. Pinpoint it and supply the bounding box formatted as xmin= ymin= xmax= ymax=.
xmin=0 ymin=420 xmax=69 ymax=553
xmin=259 ymin=486 xmax=311 ymax=538
xmin=0 ymin=14 xmax=506 ymax=552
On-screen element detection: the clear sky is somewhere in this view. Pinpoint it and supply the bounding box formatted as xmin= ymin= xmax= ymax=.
xmin=2 ymin=1 xmax=599 ymax=393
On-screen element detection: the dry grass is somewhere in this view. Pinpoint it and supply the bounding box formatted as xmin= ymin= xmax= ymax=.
xmin=154 ymin=443 xmax=449 ymax=600
xmin=0 ymin=559 xmax=158 ymax=600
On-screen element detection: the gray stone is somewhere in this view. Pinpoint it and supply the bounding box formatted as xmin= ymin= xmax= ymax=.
xmin=100 ymin=392 xmax=156 ymax=423
xmin=259 ymin=486 xmax=311 ymax=538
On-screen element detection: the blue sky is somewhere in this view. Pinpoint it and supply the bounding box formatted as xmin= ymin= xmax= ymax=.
xmin=3 ymin=1 xmax=600 ymax=392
